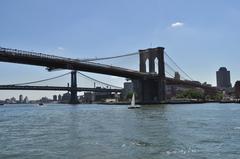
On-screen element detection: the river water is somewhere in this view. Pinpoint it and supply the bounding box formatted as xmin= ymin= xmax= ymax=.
xmin=0 ymin=103 xmax=240 ymax=159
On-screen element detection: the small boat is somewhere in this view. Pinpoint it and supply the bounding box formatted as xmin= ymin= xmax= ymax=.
xmin=128 ymin=93 xmax=141 ymax=109
xmin=0 ymin=103 xmax=4 ymax=106
xmin=38 ymin=103 xmax=44 ymax=106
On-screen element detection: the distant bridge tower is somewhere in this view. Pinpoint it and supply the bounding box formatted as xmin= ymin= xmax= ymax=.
xmin=133 ymin=47 xmax=166 ymax=104
xmin=70 ymin=70 xmax=79 ymax=104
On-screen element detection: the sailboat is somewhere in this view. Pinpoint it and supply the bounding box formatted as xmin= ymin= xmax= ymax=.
xmin=128 ymin=93 xmax=141 ymax=109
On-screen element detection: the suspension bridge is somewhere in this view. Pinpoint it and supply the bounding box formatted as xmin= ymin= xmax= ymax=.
xmin=0 ymin=46 xmax=217 ymax=104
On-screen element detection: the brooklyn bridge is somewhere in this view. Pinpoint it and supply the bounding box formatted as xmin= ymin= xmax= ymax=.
xmin=0 ymin=47 xmax=217 ymax=104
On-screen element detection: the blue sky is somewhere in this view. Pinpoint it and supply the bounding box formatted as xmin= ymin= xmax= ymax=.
xmin=0 ymin=0 xmax=240 ymax=99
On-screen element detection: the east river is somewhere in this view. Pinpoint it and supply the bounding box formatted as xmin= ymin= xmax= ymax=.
xmin=0 ymin=103 xmax=240 ymax=159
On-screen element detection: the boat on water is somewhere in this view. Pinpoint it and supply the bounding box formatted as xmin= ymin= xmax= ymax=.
xmin=38 ymin=103 xmax=44 ymax=106
xmin=128 ymin=93 xmax=141 ymax=109
xmin=0 ymin=103 xmax=4 ymax=106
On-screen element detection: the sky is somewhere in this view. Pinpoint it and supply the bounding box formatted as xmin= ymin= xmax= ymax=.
xmin=0 ymin=0 xmax=240 ymax=100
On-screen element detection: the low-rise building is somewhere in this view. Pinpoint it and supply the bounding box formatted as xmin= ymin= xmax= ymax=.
xmin=234 ymin=81 xmax=240 ymax=98
xmin=122 ymin=82 xmax=133 ymax=100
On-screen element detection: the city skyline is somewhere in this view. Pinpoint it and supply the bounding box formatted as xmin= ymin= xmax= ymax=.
xmin=1 ymin=0 xmax=240 ymax=99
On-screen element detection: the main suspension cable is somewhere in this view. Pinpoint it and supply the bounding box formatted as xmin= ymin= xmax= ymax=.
xmin=7 ymin=72 xmax=71 ymax=86
xmin=78 ymin=72 xmax=122 ymax=89
xmin=79 ymin=52 xmax=139 ymax=62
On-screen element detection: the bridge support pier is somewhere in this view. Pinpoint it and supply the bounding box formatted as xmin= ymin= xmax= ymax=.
xmin=69 ymin=70 xmax=79 ymax=104
xmin=133 ymin=47 xmax=166 ymax=104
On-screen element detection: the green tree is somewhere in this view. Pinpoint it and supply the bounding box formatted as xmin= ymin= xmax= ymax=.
xmin=176 ymin=89 xmax=204 ymax=100
xmin=126 ymin=92 xmax=133 ymax=100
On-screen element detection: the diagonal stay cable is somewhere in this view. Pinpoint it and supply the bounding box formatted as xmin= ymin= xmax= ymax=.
xmin=165 ymin=62 xmax=188 ymax=80
xmin=6 ymin=72 xmax=71 ymax=86
xmin=78 ymin=72 xmax=122 ymax=89
xmin=165 ymin=70 xmax=175 ymax=78
xmin=164 ymin=51 xmax=194 ymax=81
xmin=79 ymin=52 xmax=139 ymax=62
xmin=165 ymin=62 xmax=178 ymax=74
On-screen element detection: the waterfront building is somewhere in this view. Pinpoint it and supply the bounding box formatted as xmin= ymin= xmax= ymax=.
xmin=23 ymin=96 xmax=29 ymax=104
xmin=122 ymin=82 xmax=133 ymax=100
xmin=83 ymin=92 xmax=94 ymax=103
xmin=192 ymin=81 xmax=201 ymax=85
xmin=202 ymin=82 xmax=212 ymax=87
xmin=19 ymin=94 xmax=23 ymax=103
xmin=58 ymin=94 xmax=62 ymax=101
xmin=216 ymin=67 xmax=232 ymax=89
xmin=5 ymin=99 xmax=10 ymax=104
xmin=53 ymin=95 xmax=57 ymax=101
xmin=62 ymin=92 xmax=71 ymax=103
xmin=41 ymin=97 xmax=50 ymax=103
xmin=10 ymin=97 xmax=17 ymax=104
xmin=93 ymin=89 xmax=112 ymax=102
xmin=234 ymin=81 xmax=240 ymax=99
xmin=166 ymin=85 xmax=189 ymax=99
xmin=174 ymin=72 xmax=180 ymax=80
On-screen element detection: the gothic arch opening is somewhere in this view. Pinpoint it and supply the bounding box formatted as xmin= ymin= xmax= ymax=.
xmin=145 ymin=58 xmax=149 ymax=73
xmin=154 ymin=57 xmax=159 ymax=74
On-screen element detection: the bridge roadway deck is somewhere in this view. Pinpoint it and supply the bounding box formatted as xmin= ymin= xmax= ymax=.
xmin=0 ymin=47 xmax=152 ymax=79
xmin=0 ymin=85 xmax=122 ymax=92
xmin=0 ymin=47 xmax=217 ymax=91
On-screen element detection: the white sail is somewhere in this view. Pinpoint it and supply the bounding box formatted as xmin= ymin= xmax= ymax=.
xmin=131 ymin=93 xmax=135 ymax=106
xmin=128 ymin=93 xmax=140 ymax=109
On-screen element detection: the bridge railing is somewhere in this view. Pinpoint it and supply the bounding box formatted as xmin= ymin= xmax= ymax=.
xmin=0 ymin=47 xmax=142 ymax=74
xmin=0 ymin=47 xmax=71 ymax=61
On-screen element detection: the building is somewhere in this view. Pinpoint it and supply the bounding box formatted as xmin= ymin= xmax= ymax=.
xmin=93 ymin=90 xmax=112 ymax=102
xmin=122 ymin=82 xmax=133 ymax=100
xmin=174 ymin=72 xmax=180 ymax=80
xmin=234 ymin=81 xmax=240 ymax=98
xmin=19 ymin=94 xmax=23 ymax=103
xmin=53 ymin=95 xmax=57 ymax=101
xmin=40 ymin=97 xmax=50 ymax=103
xmin=216 ymin=67 xmax=232 ymax=89
xmin=58 ymin=94 xmax=62 ymax=101
xmin=202 ymin=82 xmax=212 ymax=87
xmin=166 ymin=85 xmax=189 ymax=99
xmin=83 ymin=92 xmax=94 ymax=103
xmin=61 ymin=92 xmax=71 ymax=103
xmin=23 ymin=96 xmax=29 ymax=104
xmin=10 ymin=97 xmax=17 ymax=104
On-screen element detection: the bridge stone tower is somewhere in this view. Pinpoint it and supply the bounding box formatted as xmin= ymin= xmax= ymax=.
xmin=70 ymin=70 xmax=79 ymax=104
xmin=133 ymin=47 xmax=166 ymax=104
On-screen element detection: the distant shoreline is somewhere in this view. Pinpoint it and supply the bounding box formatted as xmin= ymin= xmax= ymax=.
xmin=1 ymin=100 xmax=240 ymax=106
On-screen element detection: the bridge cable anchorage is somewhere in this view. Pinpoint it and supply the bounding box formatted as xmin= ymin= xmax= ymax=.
xmin=164 ymin=51 xmax=194 ymax=81
xmin=77 ymin=72 xmax=122 ymax=89
xmin=77 ymin=52 xmax=139 ymax=62
xmin=6 ymin=72 xmax=71 ymax=86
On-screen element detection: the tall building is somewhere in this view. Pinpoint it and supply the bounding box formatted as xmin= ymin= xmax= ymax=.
xmin=58 ymin=94 xmax=62 ymax=101
xmin=53 ymin=95 xmax=57 ymax=101
xmin=19 ymin=94 xmax=23 ymax=103
xmin=23 ymin=96 xmax=29 ymax=104
xmin=216 ymin=67 xmax=232 ymax=89
xmin=122 ymin=82 xmax=133 ymax=100
xmin=174 ymin=72 xmax=180 ymax=80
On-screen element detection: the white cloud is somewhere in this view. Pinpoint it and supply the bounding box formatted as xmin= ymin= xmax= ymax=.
xmin=171 ymin=22 xmax=184 ymax=28
xmin=57 ymin=47 xmax=65 ymax=51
